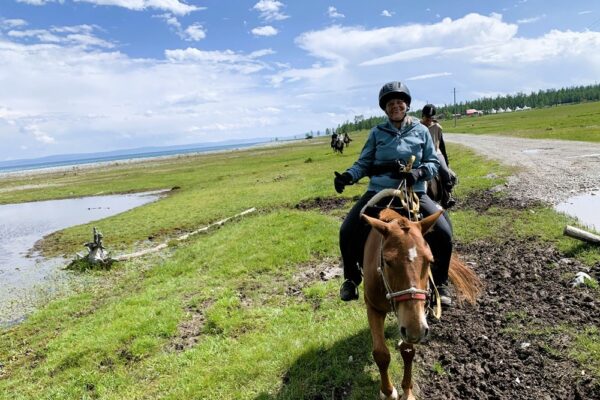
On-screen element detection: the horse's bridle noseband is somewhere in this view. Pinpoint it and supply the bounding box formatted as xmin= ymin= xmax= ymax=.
xmin=378 ymin=248 xmax=429 ymax=306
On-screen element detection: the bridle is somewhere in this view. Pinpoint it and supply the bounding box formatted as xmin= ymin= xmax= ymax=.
xmin=378 ymin=237 xmax=429 ymax=310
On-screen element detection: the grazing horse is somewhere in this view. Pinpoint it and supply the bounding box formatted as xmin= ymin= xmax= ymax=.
xmin=361 ymin=192 xmax=481 ymax=400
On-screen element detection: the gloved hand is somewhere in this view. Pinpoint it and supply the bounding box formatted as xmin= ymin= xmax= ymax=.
xmin=334 ymin=171 xmax=353 ymax=193
xmin=398 ymin=168 xmax=425 ymax=187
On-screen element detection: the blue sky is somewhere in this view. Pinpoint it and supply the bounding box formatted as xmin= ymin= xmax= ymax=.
xmin=0 ymin=0 xmax=599 ymax=160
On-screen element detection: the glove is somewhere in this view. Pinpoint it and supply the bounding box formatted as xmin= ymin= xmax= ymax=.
xmin=398 ymin=168 xmax=425 ymax=187
xmin=334 ymin=171 xmax=353 ymax=193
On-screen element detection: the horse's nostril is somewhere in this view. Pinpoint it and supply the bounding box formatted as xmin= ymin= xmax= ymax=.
xmin=400 ymin=327 xmax=407 ymax=338
xmin=424 ymin=328 xmax=430 ymax=338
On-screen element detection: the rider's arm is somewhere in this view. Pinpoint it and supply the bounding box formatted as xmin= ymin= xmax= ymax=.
xmin=416 ymin=127 xmax=440 ymax=180
xmin=345 ymin=129 xmax=376 ymax=182
xmin=439 ymin=134 xmax=449 ymax=166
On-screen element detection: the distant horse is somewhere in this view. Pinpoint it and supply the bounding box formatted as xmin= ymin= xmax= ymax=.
xmin=331 ymin=133 xmax=345 ymax=154
xmin=360 ymin=189 xmax=481 ymax=400
xmin=343 ymin=134 xmax=352 ymax=148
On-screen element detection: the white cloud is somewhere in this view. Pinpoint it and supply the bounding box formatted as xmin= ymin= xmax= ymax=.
xmin=328 ymin=6 xmax=344 ymax=19
xmin=16 ymin=0 xmax=63 ymax=4
xmin=0 ymin=19 xmax=28 ymax=29
xmin=253 ymin=0 xmax=289 ymax=21
xmin=578 ymin=10 xmax=592 ymax=15
xmin=83 ymin=0 xmax=202 ymax=15
xmin=19 ymin=0 xmax=203 ymax=15
xmin=407 ymin=72 xmax=452 ymax=81
xmin=155 ymin=13 xmax=181 ymax=29
xmin=295 ymin=14 xmax=517 ymax=64
xmin=381 ymin=10 xmax=394 ymax=18
xmin=517 ymin=14 xmax=546 ymax=24
xmin=155 ymin=14 xmax=206 ymax=41
xmin=252 ymin=26 xmax=278 ymax=37
xmin=5 ymin=25 xmax=115 ymax=48
xmin=23 ymin=125 xmax=56 ymax=144
xmin=184 ymin=24 xmax=206 ymax=41
xmin=360 ymin=47 xmax=443 ymax=66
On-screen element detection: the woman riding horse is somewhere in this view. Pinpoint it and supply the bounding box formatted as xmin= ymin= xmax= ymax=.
xmin=334 ymin=81 xmax=454 ymax=306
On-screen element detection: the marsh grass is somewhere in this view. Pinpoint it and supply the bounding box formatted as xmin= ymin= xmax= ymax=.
xmin=0 ymin=132 xmax=598 ymax=399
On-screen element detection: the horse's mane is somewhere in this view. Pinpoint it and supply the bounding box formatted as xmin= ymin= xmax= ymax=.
xmin=378 ymin=208 xmax=403 ymax=223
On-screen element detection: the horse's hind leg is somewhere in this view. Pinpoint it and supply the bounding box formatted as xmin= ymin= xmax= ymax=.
xmin=367 ymin=306 xmax=398 ymax=400
xmin=399 ymin=342 xmax=416 ymax=400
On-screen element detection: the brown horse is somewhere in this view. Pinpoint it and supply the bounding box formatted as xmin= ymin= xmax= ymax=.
xmin=361 ymin=205 xmax=481 ymax=400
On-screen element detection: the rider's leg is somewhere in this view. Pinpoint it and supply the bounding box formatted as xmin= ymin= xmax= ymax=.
xmin=339 ymin=191 xmax=376 ymax=300
xmin=418 ymin=194 xmax=453 ymax=305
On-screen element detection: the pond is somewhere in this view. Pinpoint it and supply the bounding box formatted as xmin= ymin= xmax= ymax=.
xmin=555 ymin=190 xmax=600 ymax=233
xmin=0 ymin=191 xmax=165 ymax=326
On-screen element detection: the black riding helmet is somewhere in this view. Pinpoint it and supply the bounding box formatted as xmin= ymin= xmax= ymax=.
xmin=422 ymin=104 xmax=436 ymax=118
xmin=378 ymin=81 xmax=411 ymax=110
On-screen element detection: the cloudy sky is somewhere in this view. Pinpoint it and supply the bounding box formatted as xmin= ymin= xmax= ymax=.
xmin=0 ymin=0 xmax=599 ymax=160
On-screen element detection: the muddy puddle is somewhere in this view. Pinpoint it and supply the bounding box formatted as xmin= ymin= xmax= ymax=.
xmin=555 ymin=190 xmax=600 ymax=233
xmin=0 ymin=191 xmax=164 ymax=327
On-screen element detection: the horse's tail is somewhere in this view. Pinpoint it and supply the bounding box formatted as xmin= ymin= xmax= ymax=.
xmin=448 ymin=254 xmax=483 ymax=305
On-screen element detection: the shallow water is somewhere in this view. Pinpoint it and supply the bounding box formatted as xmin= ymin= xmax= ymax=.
xmin=0 ymin=191 xmax=163 ymax=326
xmin=555 ymin=190 xmax=600 ymax=233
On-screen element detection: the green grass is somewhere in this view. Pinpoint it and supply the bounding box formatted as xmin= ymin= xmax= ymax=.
xmin=0 ymin=133 xmax=598 ymax=398
xmin=446 ymin=101 xmax=600 ymax=141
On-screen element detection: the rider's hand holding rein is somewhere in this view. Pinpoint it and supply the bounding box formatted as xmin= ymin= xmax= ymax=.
xmin=399 ymin=168 xmax=426 ymax=187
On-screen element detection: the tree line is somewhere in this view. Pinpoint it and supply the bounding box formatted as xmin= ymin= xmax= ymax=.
xmin=327 ymin=83 xmax=600 ymax=135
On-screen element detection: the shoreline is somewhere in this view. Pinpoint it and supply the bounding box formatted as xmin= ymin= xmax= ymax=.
xmin=0 ymin=138 xmax=300 ymax=181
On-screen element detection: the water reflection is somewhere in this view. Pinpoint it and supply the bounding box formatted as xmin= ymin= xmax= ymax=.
xmin=555 ymin=190 xmax=600 ymax=233
xmin=0 ymin=191 xmax=163 ymax=326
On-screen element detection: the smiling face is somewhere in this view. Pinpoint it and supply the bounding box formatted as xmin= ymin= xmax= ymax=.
xmin=385 ymin=98 xmax=408 ymax=124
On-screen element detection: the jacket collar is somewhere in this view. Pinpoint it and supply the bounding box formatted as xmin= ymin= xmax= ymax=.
xmin=378 ymin=116 xmax=418 ymax=136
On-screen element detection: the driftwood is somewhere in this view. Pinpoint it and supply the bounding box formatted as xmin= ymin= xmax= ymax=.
xmin=84 ymin=227 xmax=110 ymax=264
xmin=112 ymin=207 xmax=257 ymax=261
xmin=563 ymin=225 xmax=600 ymax=245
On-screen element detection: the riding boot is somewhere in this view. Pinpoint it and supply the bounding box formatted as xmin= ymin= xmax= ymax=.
xmin=340 ymin=279 xmax=359 ymax=301
xmin=436 ymin=284 xmax=452 ymax=307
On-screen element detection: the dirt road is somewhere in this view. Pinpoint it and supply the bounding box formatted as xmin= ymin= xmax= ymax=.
xmin=444 ymin=133 xmax=600 ymax=205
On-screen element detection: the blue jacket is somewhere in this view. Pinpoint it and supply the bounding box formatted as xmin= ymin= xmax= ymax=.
xmin=345 ymin=117 xmax=440 ymax=193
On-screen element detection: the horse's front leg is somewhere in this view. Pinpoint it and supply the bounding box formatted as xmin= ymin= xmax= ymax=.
xmin=399 ymin=342 xmax=416 ymax=400
xmin=367 ymin=306 xmax=399 ymax=400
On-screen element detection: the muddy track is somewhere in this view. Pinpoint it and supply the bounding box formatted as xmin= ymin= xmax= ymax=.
xmin=419 ymin=225 xmax=599 ymax=399
xmin=297 ymin=188 xmax=599 ymax=398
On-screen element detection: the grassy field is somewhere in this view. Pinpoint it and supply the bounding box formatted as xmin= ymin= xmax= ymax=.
xmin=0 ymin=128 xmax=599 ymax=398
xmin=445 ymin=101 xmax=600 ymax=141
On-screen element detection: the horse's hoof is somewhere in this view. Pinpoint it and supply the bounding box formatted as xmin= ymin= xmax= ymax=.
xmin=379 ymin=386 xmax=399 ymax=400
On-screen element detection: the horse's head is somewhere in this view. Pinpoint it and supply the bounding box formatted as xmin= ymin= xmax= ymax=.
xmin=362 ymin=208 xmax=443 ymax=344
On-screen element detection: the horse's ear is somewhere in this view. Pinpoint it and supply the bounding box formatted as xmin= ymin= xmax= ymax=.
xmin=419 ymin=210 xmax=444 ymax=235
xmin=361 ymin=214 xmax=389 ymax=236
